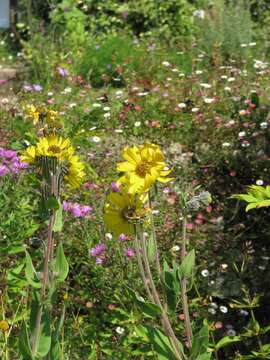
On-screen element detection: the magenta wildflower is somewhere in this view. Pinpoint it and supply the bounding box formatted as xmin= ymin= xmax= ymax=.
xmin=118 ymin=233 xmax=127 ymax=242
xmin=0 ymin=165 xmax=9 ymax=176
xmin=62 ymin=201 xmax=93 ymax=218
xmin=124 ymin=248 xmax=135 ymax=258
xmin=111 ymin=182 xmax=120 ymax=192
xmin=57 ymin=67 xmax=69 ymax=77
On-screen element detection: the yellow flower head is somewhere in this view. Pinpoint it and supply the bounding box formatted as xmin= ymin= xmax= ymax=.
xmin=0 ymin=320 xmax=9 ymax=332
xmin=20 ymin=145 xmax=37 ymax=163
xmin=117 ymin=143 xmax=173 ymax=194
xmin=36 ymin=135 xmax=74 ymax=161
xmin=64 ymin=155 xmax=85 ymax=188
xmin=24 ymin=104 xmax=40 ymax=125
xmin=104 ymin=186 xmax=149 ymax=235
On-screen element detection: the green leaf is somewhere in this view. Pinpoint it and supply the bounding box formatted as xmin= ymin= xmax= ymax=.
xmin=19 ymin=321 xmax=33 ymax=360
xmin=126 ymin=287 xmax=162 ymax=318
xmin=140 ymin=325 xmax=181 ymax=360
xmin=53 ymin=243 xmax=69 ymax=282
xmin=215 ymin=335 xmax=241 ymax=351
xmin=179 ymin=249 xmax=195 ymax=280
xmin=53 ymin=203 xmax=63 ymax=232
xmin=35 ymin=307 xmax=51 ymax=357
xmin=196 ymin=354 xmax=212 ymax=360
xmin=25 ymin=252 xmax=41 ymax=289
xmin=147 ymin=233 xmax=156 ymax=264
xmin=49 ymin=341 xmax=62 ymax=360
xmin=162 ymin=261 xmax=179 ymax=312
xmin=46 ymin=196 xmax=60 ymax=210
xmin=191 ymin=324 xmax=209 ymax=358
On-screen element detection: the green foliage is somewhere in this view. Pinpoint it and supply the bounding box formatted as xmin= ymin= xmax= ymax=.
xmin=194 ymin=0 xmax=254 ymax=60
xmin=232 ymin=185 xmax=270 ymax=211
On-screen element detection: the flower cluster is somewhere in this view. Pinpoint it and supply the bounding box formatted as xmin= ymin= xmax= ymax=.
xmin=104 ymin=143 xmax=173 ymax=236
xmin=63 ymin=200 xmax=92 ymax=218
xmin=20 ymin=134 xmax=85 ymax=188
xmin=0 ymin=148 xmax=28 ymax=177
xmin=24 ymin=104 xmax=61 ymax=128
xmin=89 ymin=243 xmax=107 ymax=264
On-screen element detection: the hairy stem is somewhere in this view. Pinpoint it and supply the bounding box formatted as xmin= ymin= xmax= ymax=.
xmin=181 ymin=215 xmax=193 ymax=349
xmin=136 ymin=225 xmax=186 ymax=360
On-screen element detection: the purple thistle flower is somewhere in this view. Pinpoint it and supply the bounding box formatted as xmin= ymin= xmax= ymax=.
xmin=118 ymin=233 xmax=127 ymax=242
xmin=124 ymin=248 xmax=135 ymax=258
xmin=0 ymin=148 xmax=17 ymax=159
xmin=71 ymin=203 xmax=82 ymax=217
xmin=0 ymin=165 xmax=9 ymax=176
xmin=89 ymin=243 xmax=107 ymax=257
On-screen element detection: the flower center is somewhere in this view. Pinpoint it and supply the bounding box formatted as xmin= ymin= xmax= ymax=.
xmin=122 ymin=206 xmax=149 ymax=224
xmin=135 ymin=162 xmax=151 ymax=177
xmin=48 ymin=145 xmax=61 ymax=154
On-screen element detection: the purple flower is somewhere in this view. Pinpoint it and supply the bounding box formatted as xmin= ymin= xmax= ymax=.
xmin=62 ymin=201 xmax=92 ymax=218
xmin=80 ymin=205 xmax=92 ymax=217
xmin=57 ymin=67 xmax=69 ymax=77
xmin=124 ymin=248 xmax=135 ymax=258
xmin=0 ymin=165 xmax=9 ymax=176
xmin=111 ymin=182 xmax=120 ymax=193
xmin=118 ymin=233 xmax=127 ymax=242
xmin=23 ymin=84 xmax=33 ymax=92
xmin=0 ymin=148 xmax=17 ymax=159
xmin=71 ymin=203 xmax=82 ymax=217
xmin=33 ymin=84 xmax=43 ymax=92
xmin=95 ymin=257 xmax=104 ymax=265
xmin=89 ymin=243 xmax=107 ymax=257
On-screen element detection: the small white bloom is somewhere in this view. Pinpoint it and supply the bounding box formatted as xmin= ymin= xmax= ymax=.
xmin=137 ymin=92 xmax=148 ymax=96
xmin=193 ymin=9 xmax=205 ymax=19
xmin=105 ymin=233 xmax=113 ymax=240
xmin=104 ymin=113 xmax=111 ymax=118
xmin=179 ymin=73 xmax=185 ymax=77
xmin=208 ymin=308 xmax=216 ymax=315
xmin=204 ymin=98 xmax=215 ymax=104
xmin=221 ymin=263 xmax=228 ymax=270
xmin=256 ymin=179 xmax=264 ymax=186
xmin=201 ymin=269 xmax=209 ymax=277
xmin=137 ymin=296 xmax=145 ymax=302
xmin=134 ymin=121 xmax=141 ymax=127
xmin=116 ymin=90 xmax=123 ymax=96
xmin=63 ymin=87 xmax=72 ymax=94
xmin=172 ymin=68 xmax=179 ymax=73
xmin=239 ymin=110 xmax=247 ymax=116
xmin=92 ymin=136 xmax=101 ymax=143
xmin=1 ymin=98 xmax=9 ymax=104
xmin=228 ymin=77 xmax=235 ymax=82
xmin=222 ymin=142 xmax=231 ymax=147
xmin=260 ymin=122 xmax=268 ymax=129
xmin=224 ymin=87 xmax=231 ymax=92
xmin=90 ymin=126 xmax=97 ymax=131
xmin=191 ymin=107 xmax=199 ymax=113
xmin=221 ymin=75 xmax=228 ymax=80
xmin=92 ymin=103 xmax=101 ymax=108
xmin=195 ymin=70 xmax=203 ymax=75
xmin=200 ymin=83 xmax=211 ymax=89
xmin=47 ymin=92 xmax=54 ymax=96
xmin=249 ymin=42 xmax=256 ymax=47
xmin=69 ymin=103 xmax=77 ymax=108
xmin=171 ymin=245 xmax=180 ymax=252
xmin=152 ymin=209 xmax=159 ymax=215
xmin=103 ymin=106 xmax=110 ymax=111
xmin=220 ymin=305 xmax=228 ymax=313
xmin=177 ymin=102 xmax=186 ymax=109
xmin=238 ymin=131 xmax=246 ymax=138
xmin=115 ymin=327 xmax=125 ymax=335
xmin=114 ymin=129 xmax=123 ymax=133
xmin=240 ymin=43 xmax=247 ymax=48
xmin=162 ymin=61 xmax=171 ymax=67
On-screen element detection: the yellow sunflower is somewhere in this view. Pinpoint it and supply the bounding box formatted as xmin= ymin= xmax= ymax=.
xmin=117 ymin=143 xmax=173 ymax=194
xmin=64 ymin=155 xmax=85 ymax=188
xmin=104 ymin=187 xmax=149 ymax=235
xmin=36 ymin=135 xmax=74 ymax=161
xmin=20 ymin=145 xmax=37 ymax=163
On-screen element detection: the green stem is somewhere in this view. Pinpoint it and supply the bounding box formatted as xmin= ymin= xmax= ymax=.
xmin=136 ymin=225 xmax=186 ymax=360
xmin=181 ymin=215 xmax=193 ymax=349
